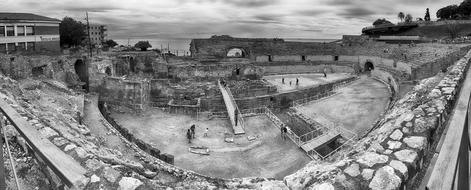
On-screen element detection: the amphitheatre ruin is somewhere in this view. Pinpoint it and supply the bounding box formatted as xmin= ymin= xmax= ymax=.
xmin=0 ymin=34 xmax=470 ymax=190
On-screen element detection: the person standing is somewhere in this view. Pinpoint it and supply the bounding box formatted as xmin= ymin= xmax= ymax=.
xmin=204 ymin=128 xmax=209 ymax=137
xmin=234 ymin=109 xmax=238 ymax=126
xmin=280 ymin=125 xmax=285 ymax=140
xmin=186 ymin=129 xmax=192 ymax=144
xmin=190 ymin=124 xmax=196 ymax=139
xmin=296 ymin=78 xmax=299 ymax=86
xmin=282 ymin=77 xmax=285 ymax=84
xmin=283 ymin=126 xmax=288 ymax=140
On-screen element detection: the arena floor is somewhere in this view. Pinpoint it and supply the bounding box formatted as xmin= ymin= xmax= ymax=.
xmin=263 ymin=73 xmax=353 ymax=92
xmin=111 ymin=111 xmax=310 ymax=179
xmin=299 ymin=75 xmax=390 ymax=136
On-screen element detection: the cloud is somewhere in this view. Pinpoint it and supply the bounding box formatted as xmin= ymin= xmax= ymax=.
xmin=338 ymin=7 xmax=376 ymax=18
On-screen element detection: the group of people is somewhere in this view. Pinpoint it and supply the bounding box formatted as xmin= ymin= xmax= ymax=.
xmin=186 ymin=124 xmax=209 ymax=143
xmin=281 ymin=78 xmax=300 ymax=86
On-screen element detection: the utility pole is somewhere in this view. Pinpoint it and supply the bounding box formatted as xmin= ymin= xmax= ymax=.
xmin=86 ymin=12 xmax=92 ymax=57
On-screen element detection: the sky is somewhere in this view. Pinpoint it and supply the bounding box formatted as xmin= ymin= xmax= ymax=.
xmin=0 ymin=0 xmax=464 ymax=40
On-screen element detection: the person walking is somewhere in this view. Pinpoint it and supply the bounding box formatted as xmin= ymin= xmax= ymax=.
xmin=282 ymin=77 xmax=285 ymax=84
xmin=234 ymin=109 xmax=238 ymax=126
xmin=186 ymin=129 xmax=192 ymax=144
xmin=280 ymin=125 xmax=286 ymax=140
xmin=204 ymin=128 xmax=209 ymax=137
xmin=296 ymin=78 xmax=299 ymax=86
xmin=190 ymin=124 xmax=196 ymax=139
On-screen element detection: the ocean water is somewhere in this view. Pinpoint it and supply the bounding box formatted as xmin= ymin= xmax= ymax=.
xmin=114 ymin=38 xmax=340 ymax=54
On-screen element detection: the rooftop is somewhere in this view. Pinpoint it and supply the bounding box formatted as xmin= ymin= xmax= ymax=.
xmin=0 ymin=12 xmax=60 ymax=22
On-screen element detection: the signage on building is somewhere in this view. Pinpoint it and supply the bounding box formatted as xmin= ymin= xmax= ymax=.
xmin=40 ymin=35 xmax=59 ymax=41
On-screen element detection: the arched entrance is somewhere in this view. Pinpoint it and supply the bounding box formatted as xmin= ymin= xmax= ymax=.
xmin=364 ymin=61 xmax=374 ymax=72
xmin=227 ymin=48 xmax=246 ymax=58
xmin=105 ymin=67 xmax=112 ymax=76
xmin=74 ymin=59 xmax=89 ymax=91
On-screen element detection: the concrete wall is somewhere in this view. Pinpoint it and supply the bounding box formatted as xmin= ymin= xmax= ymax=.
xmin=306 ymin=55 xmax=333 ymax=62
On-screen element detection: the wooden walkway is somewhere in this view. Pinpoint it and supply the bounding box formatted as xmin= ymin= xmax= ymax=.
xmin=301 ymin=131 xmax=341 ymax=153
xmin=218 ymin=82 xmax=245 ymax=135
xmin=0 ymin=99 xmax=87 ymax=188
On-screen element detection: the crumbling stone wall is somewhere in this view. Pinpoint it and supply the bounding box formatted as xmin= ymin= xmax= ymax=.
xmin=98 ymin=77 xmax=150 ymax=110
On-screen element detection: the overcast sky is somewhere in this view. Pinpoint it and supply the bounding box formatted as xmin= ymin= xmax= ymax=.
xmin=1 ymin=0 xmax=464 ymax=40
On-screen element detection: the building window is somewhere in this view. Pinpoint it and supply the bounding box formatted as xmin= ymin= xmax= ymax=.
xmin=0 ymin=26 xmax=4 ymax=37
xmin=26 ymin=26 xmax=34 ymax=35
xmin=6 ymin=26 xmax=14 ymax=36
xmin=17 ymin=26 xmax=25 ymax=36
xmin=7 ymin=43 xmax=15 ymax=52
xmin=17 ymin=42 xmax=26 ymax=50
xmin=0 ymin=44 xmax=6 ymax=53
xmin=27 ymin=42 xmax=35 ymax=51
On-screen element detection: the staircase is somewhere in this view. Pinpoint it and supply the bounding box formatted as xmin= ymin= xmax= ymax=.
xmin=218 ymin=81 xmax=245 ymax=135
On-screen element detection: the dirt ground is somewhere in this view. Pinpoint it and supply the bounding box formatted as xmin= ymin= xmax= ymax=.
xmin=112 ymin=110 xmax=310 ymax=179
xmin=263 ymin=73 xmax=352 ymax=92
xmin=299 ymin=75 xmax=390 ymax=136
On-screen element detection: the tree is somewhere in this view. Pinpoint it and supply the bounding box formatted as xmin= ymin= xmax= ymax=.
xmin=405 ymin=14 xmax=413 ymax=22
xmin=373 ymin=18 xmax=393 ymax=26
xmin=437 ymin=5 xmax=459 ymax=19
xmin=398 ymin=12 xmax=405 ymax=22
xmin=458 ymin=0 xmax=471 ymax=17
xmin=104 ymin=39 xmax=118 ymax=48
xmin=59 ymin=17 xmax=86 ymax=47
xmin=134 ymin=41 xmax=152 ymax=51
xmin=424 ymin=8 xmax=431 ymax=21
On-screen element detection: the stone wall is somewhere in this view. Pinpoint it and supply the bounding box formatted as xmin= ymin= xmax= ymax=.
xmin=282 ymin=50 xmax=471 ymax=190
xmin=97 ymin=77 xmax=150 ymax=110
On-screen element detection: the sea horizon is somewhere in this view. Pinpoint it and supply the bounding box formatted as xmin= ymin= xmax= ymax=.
xmin=114 ymin=37 xmax=340 ymax=53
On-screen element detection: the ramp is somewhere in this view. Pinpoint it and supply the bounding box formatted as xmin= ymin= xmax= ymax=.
xmin=218 ymin=81 xmax=245 ymax=135
xmin=0 ymin=99 xmax=87 ymax=188
xmin=301 ymin=131 xmax=341 ymax=152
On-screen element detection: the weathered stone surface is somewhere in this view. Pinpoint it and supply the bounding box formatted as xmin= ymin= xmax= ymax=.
xmin=394 ymin=149 xmax=418 ymax=163
xmin=384 ymin=150 xmax=393 ymax=154
xmin=362 ymin=169 xmax=374 ymax=180
xmin=90 ymin=174 xmax=100 ymax=183
xmin=118 ymin=177 xmax=142 ymax=190
xmin=402 ymin=127 xmax=410 ymax=134
xmin=64 ymin=144 xmax=77 ymax=152
xmin=405 ymin=122 xmax=413 ymax=128
xmin=389 ymin=160 xmax=408 ymax=179
xmin=403 ymin=136 xmax=427 ymax=149
xmin=39 ymin=127 xmax=59 ymax=138
xmin=368 ymin=166 xmax=401 ymax=190
xmin=311 ymin=182 xmax=334 ymax=190
xmin=368 ymin=142 xmax=385 ymax=153
xmin=104 ymin=167 xmax=121 ymax=183
xmin=52 ymin=137 xmax=69 ymax=147
xmin=387 ymin=141 xmax=402 ymax=150
xmin=389 ymin=129 xmax=403 ymax=140
xmin=344 ymin=163 xmax=360 ymax=177
xmin=85 ymin=159 xmax=105 ymax=172
xmin=74 ymin=147 xmax=88 ymax=159
xmin=357 ymin=152 xmax=389 ymax=167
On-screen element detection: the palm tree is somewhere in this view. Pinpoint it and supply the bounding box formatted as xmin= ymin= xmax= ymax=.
xmin=398 ymin=12 xmax=405 ymax=22
xmin=405 ymin=14 xmax=413 ymax=22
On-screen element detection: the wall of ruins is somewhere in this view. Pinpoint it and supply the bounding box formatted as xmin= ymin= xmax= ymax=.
xmin=200 ymin=77 xmax=358 ymax=112
xmin=97 ymin=77 xmax=150 ymax=110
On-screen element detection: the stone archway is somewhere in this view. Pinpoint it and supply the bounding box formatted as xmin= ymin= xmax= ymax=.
xmin=226 ymin=48 xmax=247 ymax=58
xmin=364 ymin=61 xmax=375 ymax=72
xmin=74 ymin=59 xmax=89 ymax=91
